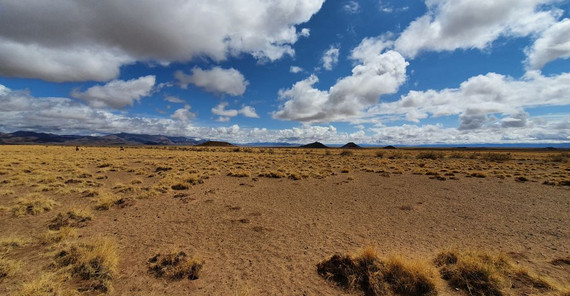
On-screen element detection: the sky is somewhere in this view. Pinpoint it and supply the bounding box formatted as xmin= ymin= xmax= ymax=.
xmin=1 ymin=0 xmax=569 ymax=145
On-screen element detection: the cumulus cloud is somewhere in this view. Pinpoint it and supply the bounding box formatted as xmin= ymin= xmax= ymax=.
xmin=212 ymin=102 xmax=259 ymax=120
xmin=374 ymin=71 xmax=570 ymax=130
xmin=239 ymin=106 xmax=260 ymax=118
xmin=526 ymin=18 xmax=570 ymax=69
xmin=175 ymin=67 xmax=248 ymax=96
xmin=343 ymin=1 xmax=360 ymax=14
xmin=321 ymin=46 xmax=340 ymax=70
xmin=171 ymin=105 xmax=196 ymax=122
xmin=0 ymin=0 xmax=324 ymax=82
xmin=290 ymin=66 xmax=304 ymax=73
xmin=1 ymin=83 xmax=568 ymax=144
xmin=274 ymin=37 xmax=408 ymax=123
xmin=395 ymin=0 xmax=561 ymax=58
xmin=212 ymin=102 xmax=239 ymax=117
xmin=71 ymin=75 xmax=155 ymax=109
xmin=164 ymin=96 xmax=185 ymax=104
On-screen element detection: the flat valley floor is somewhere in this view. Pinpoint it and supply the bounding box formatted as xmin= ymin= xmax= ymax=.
xmin=0 ymin=146 xmax=568 ymax=295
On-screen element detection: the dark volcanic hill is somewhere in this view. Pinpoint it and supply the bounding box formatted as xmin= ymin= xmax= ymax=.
xmin=341 ymin=142 xmax=361 ymax=149
xmin=0 ymin=131 xmax=202 ymax=146
xmin=196 ymin=140 xmax=234 ymax=147
xmin=300 ymin=142 xmax=328 ymax=148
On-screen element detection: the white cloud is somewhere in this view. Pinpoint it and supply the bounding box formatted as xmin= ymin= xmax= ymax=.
xmin=395 ymin=0 xmax=562 ymax=58
xmin=212 ymin=102 xmax=239 ymax=117
xmin=0 ymin=0 xmax=324 ymax=82
xmin=175 ymin=67 xmax=248 ymax=96
xmin=1 ymin=83 xmax=568 ymax=144
xmin=373 ymin=71 xmax=570 ymax=129
xmin=299 ymin=28 xmax=311 ymax=38
xmin=71 ymin=75 xmax=155 ymax=109
xmin=274 ymin=37 xmax=408 ymax=123
xmin=343 ymin=1 xmax=360 ymax=14
xmin=212 ymin=102 xmax=259 ymax=120
xmin=164 ymin=96 xmax=185 ymax=104
xmin=290 ymin=66 xmax=304 ymax=73
xmin=239 ymin=106 xmax=260 ymax=118
xmin=526 ymin=18 xmax=570 ymax=69
xmin=321 ymin=46 xmax=340 ymax=70
xmin=171 ymin=105 xmax=196 ymax=122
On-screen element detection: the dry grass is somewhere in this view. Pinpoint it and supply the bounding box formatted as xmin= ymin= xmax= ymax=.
xmin=54 ymin=238 xmax=118 ymax=293
xmin=434 ymin=250 xmax=558 ymax=295
xmin=94 ymin=193 xmax=123 ymax=210
xmin=11 ymin=194 xmax=57 ymax=216
xmin=317 ymin=247 xmax=437 ymax=296
xmin=48 ymin=210 xmax=92 ymax=230
xmin=0 ymin=257 xmax=20 ymax=279
xmin=17 ymin=274 xmax=70 ymax=296
xmin=147 ymin=251 xmax=204 ymax=280
xmin=39 ymin=226 xmax=77 ymax=245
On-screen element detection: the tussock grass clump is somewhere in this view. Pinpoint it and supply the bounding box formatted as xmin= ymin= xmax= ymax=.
xmin=416 ymin=152 xmax=444 ymax=160
xmin=0 ymin=257 xmax=20 ymax=279
xmin=12 ymin=194 xmax=57 ymax=216
xmin=258 ymin=171 xmax=285 ymax=178
xmin=227 ymin=171 xmax=251 ymax=177
xmin=94 ymin=193 xmax=127 ymax=210
xmin=48 ymin=210 xmax=92 ymax=230
xmin=147 ymin=251 xmax=204 ymax=280
xmin=483 ymin=153 xmax=512 ymax=162
xmin=17 ymin=275 xmax=67 ymax=296
xmin=434 ymin=250 xmax=557 ymax=296
xmin=40 ymin=226 xmax=77 ymax=245
xmin=0 ymin=236 xmax=33 ymax=251
xmin=340 ymin=150 xmax=354 ymax=156
xmin=317 ymin=247 xmax=437 ymax=296
xmin=54 ymin=238 xmax=118 ymax=292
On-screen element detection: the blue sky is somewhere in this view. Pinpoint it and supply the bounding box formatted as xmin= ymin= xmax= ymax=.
xmin=0 ymin=0 xmax=569 ymax=145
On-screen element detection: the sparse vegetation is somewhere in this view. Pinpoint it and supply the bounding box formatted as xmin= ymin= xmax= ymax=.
xmin=434 ymin=250 xmax=557 ymax=295
xmin=147 ymin=251 xmax=204 ymax=280
xmin=54 ymin=238 xmax=118 ymax=292
xmin=317 ymin=247 xmax=437 ymax=296
xmin=48 ymin=210 xmax=92 ymax=230
xmin=12 ymin=194 xmax=57 ymax=216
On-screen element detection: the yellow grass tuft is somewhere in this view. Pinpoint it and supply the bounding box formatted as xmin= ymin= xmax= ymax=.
xmin=317 ymin=247 xmax=437 ymax=296
xmin=40 ymin=226 xmax=77 ymax=245
xmin=17 ymin=274 xmax=68 ymax=296
xmin=0 ymin=257 xmax=20 ymax=279
xmin=48 ymin=210 xmax=92 ymax=230
xmin=147 ymin=251 xmax=204 ymax=280
xmin=435 ymin=250 xmax=558 ymax=295
xmin=11 ymin=194 xmax=57 ymax=216
xmin=54 ymin=238 xmax=118 ymax=293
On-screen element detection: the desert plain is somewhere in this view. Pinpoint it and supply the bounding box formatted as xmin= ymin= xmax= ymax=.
xmin=0 ymin=145 xmax=569 ymax=295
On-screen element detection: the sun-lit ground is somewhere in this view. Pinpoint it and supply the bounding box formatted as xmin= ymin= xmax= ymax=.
xmin=0 ymin=145 xmax=569 ymax=295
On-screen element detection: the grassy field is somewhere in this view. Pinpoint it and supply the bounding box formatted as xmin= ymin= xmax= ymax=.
xmin=0 ymin=145 xmax=568 ymax=295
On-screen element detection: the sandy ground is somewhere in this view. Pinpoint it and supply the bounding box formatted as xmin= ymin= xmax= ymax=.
xmin=0 ymin=146 xmax=569 ymax=295
xmin=80 ymin=173 xmax=569 ymax=295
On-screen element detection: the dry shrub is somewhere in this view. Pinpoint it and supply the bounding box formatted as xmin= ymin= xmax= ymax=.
xmin=94 ymin=193 xmax=125 ymax=210
xmin=483 ymin=153 xmax=512 ymax=162
xmin=227 ymin=171 xmax=251 ymax=177
xmin=340 ymin=150 xmax=354 ymax=156
xmin=317 ymin=247 xmax=437 ymax=296
xmin=12 ymin=194 xmax=57 ymax=216
xmin=434 ymin=250 xmax=557 ymax=296
xmin=40 ymin=226 xmax=77 ymax=245
xmin=48 ymin=210 xmax=92 ymax=230
xmin=54 ymin=238 xmax=118 ymax=293
xmin=147 ymin=251 xmax=204 ymax=280
xmin=258 ymin=171 xmax=285 ymax=178
xmin=416 ymin=152 xmax=444 ymax=160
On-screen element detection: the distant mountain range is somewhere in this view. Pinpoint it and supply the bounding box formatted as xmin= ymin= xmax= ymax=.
xmin=0 ymin=131 xmax=568 ymax=148
xmin=0 ymin=131 xmax=203 ymax=146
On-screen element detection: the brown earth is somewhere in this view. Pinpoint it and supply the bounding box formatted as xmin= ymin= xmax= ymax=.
xmin=0 ymin=146 xmax=568 ymax=295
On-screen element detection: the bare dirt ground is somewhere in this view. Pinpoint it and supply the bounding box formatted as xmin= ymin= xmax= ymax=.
xmin=0 ymin=146 xmax=568 ymax=295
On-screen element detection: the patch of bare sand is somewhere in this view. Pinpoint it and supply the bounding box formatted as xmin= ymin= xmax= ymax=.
xmin=79 ymin=172 xmax=569 ymax=295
